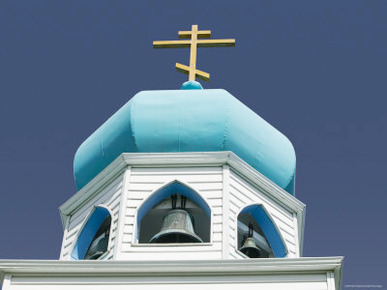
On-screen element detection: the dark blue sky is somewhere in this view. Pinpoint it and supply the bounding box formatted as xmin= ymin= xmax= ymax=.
xmin=0 ymin=0 xmax=386 ymax=287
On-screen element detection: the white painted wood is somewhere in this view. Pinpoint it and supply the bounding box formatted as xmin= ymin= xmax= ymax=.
xmin=59 ymin=154 xmax=127 ymax=222
xmin=116 ymin=167 xmax=224 ymax=260
xmin=11 ymin=273 xmax=328 ymax=284
xmin=59 ymin=216 xmax=70 ymax=259
xmin=213 ymin=223 xmax=222 ymax=233
xmin=212 ymin=232 xmax=223 ymax=242
xmin=5 ymin=280 xmax=329 ymax=290
xmin=7 ymin=276 xmax=328 ymax=290
xmin=128 ymin=182 xmax=223 ymax=192
xmin=118 ymin=250 xmax=222 ymax=261
xmin=1 ymin=274 xmax=12 ymax=290
xmin=0 ymin=258 xmax=343 ymax=290
xmin=58 ymin=152 xmax=307 ymax=261
xmin=0 ymin=256 xmax=344 ymax=272
xmin=230 ymin=173 xmax=294 ymax=220
xmin=231 ymin=249 xmax=246 ymax=259
xmin=68 ymin=178 xmax=123 ymax=228
xmin=293 ymin=213 xmax=301 ymax=257
xmin=131 ymin=167 xmax=223 ymax=175
xmin=60 ymin=152 xmax=305 ymax=221
xmin=212 ymin=206 xmax=222 ymax=215
xmin=130 ymin=174 xmax=223 ymax=183
xmin=60 ymin=174 xmax=124 ymax=260
xmin=114 ymin=167 xmax=131 ymax=259
xmin=326 ymin=272 xmax=336 ymax=290
xmin=228 ymin=170 xmax=299 ymax=257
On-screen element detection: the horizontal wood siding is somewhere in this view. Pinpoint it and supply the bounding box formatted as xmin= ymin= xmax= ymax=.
xmin=229 ymin=171 xmax=298 ymax=258
xmin=119 ymin=167 xmax=223 ymax=260
xmin=60 ymin=175 xmax=124 ymax=260
xmin=8 ymin=273 xmax=329 ymax=290
xmin=59 ymin=163 xmax=301 ymax=261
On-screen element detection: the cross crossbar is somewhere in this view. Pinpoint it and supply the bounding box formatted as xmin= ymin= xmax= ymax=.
xmin=179 ymin=30 xmax=211 ymax=39
xmin=176 ymin=63 xmax=210 ymax=81
xmin=153 ymin=25 xmax=235 ymax=82
xmin=153 ymin=39 xmax=235 ymax=48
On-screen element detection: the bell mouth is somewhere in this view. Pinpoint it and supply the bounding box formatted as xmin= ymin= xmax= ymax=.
xmin=85 ymin=251 xmax=105 ymax=260
xmin=149 ymin=230 xmax=203 ymax=243
xmin=240 ymin=237 xmax=262 ymax=258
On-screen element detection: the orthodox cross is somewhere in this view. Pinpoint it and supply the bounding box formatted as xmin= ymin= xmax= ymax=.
xmin=153 ymin=25 xmax=235 ymax=82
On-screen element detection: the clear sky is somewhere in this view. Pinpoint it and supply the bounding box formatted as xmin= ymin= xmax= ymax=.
xmin=0 ymin=0 xmax=386 ymax=288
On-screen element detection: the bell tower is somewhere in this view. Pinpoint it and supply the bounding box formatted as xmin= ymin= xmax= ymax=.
xmin=0 ymin=25 xmax=343 ymax=290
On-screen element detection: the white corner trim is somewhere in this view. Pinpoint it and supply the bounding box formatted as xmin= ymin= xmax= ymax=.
xmin=327 ymin=271 xmax=339 ymax=290
xmin=113 ymin=166 xmax=131 ymax=259
xmin=222 ymin=165 xmax=230 ymax=259
xmin=292 ymin=213 xmax=301 ymax=257
xmin=298 ymin=207 xmax=306 ymax=256
xmin=59 ymin=217 xmax=71 ymax=260
xmin=1 ymin=274 xmax=11 ymax=290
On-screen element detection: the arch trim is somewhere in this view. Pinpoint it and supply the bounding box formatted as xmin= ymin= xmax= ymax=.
xmin=238 ymin=204 xmax=288 ymax=258
xmin=134 ymin=180 xmax=212 ymax=243
xmin=70 ymin=205 xmax=112 ymax=260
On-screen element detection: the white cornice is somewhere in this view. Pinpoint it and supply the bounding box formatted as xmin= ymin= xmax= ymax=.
xmin=0 ymin=257 xmax=343 ymax=290
xmin=0 ymin=257 xmax=343 ymax=276
xmin=59 ymin=154 xmax=128 ymax=226
xmin=59 ymin=152 xmax=306 ymax=247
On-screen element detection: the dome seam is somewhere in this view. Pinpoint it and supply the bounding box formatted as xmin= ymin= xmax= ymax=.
xmin=129 ymin=98 xmax=138 ymax=152
xmin=221 ymin=97 xmax=231 ymax=150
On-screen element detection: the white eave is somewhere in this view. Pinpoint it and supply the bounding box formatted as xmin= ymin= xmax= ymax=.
xmin=0 ymin=257 xmax=343 ymax=289
xmin=59 ymin=151 xmax=306 ymax=251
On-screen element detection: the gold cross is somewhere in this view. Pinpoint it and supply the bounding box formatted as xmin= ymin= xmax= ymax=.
xmin=153 ymin=25 xmax=235 ymax=82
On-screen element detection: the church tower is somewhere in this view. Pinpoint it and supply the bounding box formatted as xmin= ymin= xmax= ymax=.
xmin=0 ymin=25 xmax=343 ymax=290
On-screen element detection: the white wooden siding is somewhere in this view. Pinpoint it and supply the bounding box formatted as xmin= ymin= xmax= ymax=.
xmin=7 ymin=273 xmax=330 ymax=290
xmin=59 ymin=163 xmax=301 ymax=261
xmin=229 ymin=170 xmax=298 ymax=258
xmin=60 ymin=175 xmax=124 ymax=260
xmin=119 ymin=167 xmax=223 ymax=261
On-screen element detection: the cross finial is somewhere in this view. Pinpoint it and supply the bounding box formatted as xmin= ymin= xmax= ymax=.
xmin=153 ymin=25 xmax=235 ymax=82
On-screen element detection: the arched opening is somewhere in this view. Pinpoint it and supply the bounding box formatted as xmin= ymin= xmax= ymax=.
xmin=71 ymin=206 xmax=112 ymax=260
xmin=136 ymin=181 xmax=211 ymax=244
xmin=237 ymin=204 xmax=287 ymax=258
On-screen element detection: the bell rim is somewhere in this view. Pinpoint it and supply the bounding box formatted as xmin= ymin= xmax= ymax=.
xmin=149 ymin=229 xmax=203 ymax=244
xmin=239 ymin=237 xmax=262 ymax=258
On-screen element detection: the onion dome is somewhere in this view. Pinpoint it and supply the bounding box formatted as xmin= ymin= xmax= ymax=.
xmin=74 ymin=81 xmax=296 ymax=194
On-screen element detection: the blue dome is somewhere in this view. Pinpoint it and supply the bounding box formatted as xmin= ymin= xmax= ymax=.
xmin=74 ymin=84 xmax=296 ymax=194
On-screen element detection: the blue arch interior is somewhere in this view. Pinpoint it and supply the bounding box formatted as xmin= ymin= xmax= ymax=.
xmin=137 ymin=181 xmax=211 ymax=233
xmin=240 ymin=204 xmax=287 ymax=257
xmin=71 ymin=206 xmax=111 ymax=260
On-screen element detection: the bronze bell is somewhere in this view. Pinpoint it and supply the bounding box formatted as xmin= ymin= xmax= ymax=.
xmin=239 ymin=223 xmax=262 ymax=258
xmin=149 ymin=195 xmax=203 ymax=243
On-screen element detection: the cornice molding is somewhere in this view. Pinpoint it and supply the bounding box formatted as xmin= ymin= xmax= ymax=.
xmin=0 ymin=257 xmax=343 ymax=275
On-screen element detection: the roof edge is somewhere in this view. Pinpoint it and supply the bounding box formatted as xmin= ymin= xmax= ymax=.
xmin=0 ymin=256 xmax=343 ymax=275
